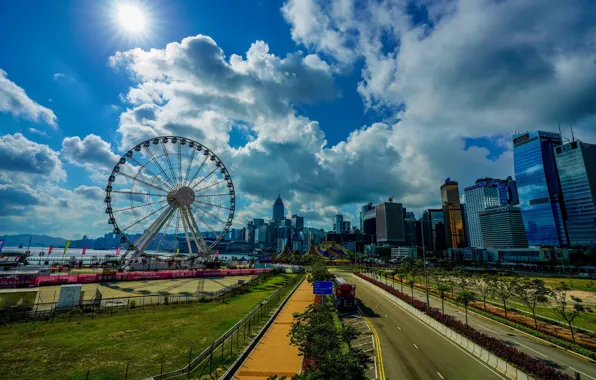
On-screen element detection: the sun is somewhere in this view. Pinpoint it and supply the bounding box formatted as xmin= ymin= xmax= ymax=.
xmin=117 ymin=3 xmax=146 ymax=33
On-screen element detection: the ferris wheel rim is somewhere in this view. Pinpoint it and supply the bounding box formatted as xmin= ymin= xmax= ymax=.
xmin=104 ymin=135 xmax=235 ymax=257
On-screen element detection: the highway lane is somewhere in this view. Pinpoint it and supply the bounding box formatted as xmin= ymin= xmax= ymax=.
xmin=349 ymin=273 xmax=505 ymax=380
xmin=373 ymin=274 xmax=596 ymax=380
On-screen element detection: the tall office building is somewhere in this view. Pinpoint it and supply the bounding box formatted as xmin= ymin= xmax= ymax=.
xmin=333 ymin=214 xmax=343 ymax=234
xmin=513 ymin=131 xmax=568 ymax=246
xmin=360 ymin=203 xmax=374 ymax=231
xmin=272 ymin=195 xmax=285 ymax=221
xmin=376 ymin=201 xmax=405 ymax=245
xmin=480 ymin=206 xmax=528 ymax=248
xmin=341 ymin=220 xmax=351 ymax=233
xmin=291 ymin=214 xmax=304 ymax=231
xmin=441 ymin=180 xmax=466 ymax=248
xmin=464 ymin=178 xmax=519 ymax=248
xmin=363 ymin=207 xmax=377 ymax=237
xmin=555 ymin=140 xmax=596 ymax=246
xmin=422 ymin=209 xmax=446 ymax=252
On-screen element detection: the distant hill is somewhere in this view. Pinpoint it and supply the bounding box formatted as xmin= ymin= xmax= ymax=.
xmin=0 ymin=234 xmax=68 ymax=248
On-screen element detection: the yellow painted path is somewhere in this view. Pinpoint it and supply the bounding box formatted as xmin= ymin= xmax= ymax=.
xmin=234 ymin=279 xmax=314 ymax=379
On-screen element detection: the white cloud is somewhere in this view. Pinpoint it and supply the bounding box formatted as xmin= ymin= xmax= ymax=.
xmin=53 ymin=72 xmax=65 ymax=80
xmin=27 ymin=127 xmax=49 ymax=138
xmin=0 ymin=133 xmax=66 ymax=182
xmin=61 ymin=134 xmax=120 ymax=173
xmin=0 ymin=69 xmax=57 ymax=127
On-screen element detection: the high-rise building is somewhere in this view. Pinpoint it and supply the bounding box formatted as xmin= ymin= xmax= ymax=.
xmin=376 ymin=201 xmax=405 ymax=245
xmin=291 ymin=214 xmax=304 ymax=231
xmin=333 ymin=215 xmax=343 ymax=234
xmin=513 ymin=131 xmax=568 ymax=247
xmin=360 ymin=203 xmax=374 ymax=231
xmin=341 ymin=220 xmax=351 ymax=233
xmin=422 ymin=209 xmax=446 ymax=252
xmin=464 ymin=178 xmax=514 ymax=248
xmin=441 ymin=179 xmax=466 ymax=248
xmin=272 ymin=194 xmax=285 ymax=221
xmin=246 ymin=221 xmax=255 ymax=243
xmin=555 ymin=140 xmax=596 ymax=246
xmin=480 ymin=206 xmax=528 ymax=248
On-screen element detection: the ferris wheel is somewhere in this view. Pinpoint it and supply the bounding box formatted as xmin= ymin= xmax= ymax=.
xmin=104 ymin=136 xmax=235 ymax=262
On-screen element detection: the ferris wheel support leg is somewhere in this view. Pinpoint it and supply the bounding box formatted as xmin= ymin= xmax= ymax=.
xmin=180 ymin=207 xmax=195 ymax=258
xmin=130 ymin=206 xmax=176 ymax=260
xmin=183 ymin=206 xmax=209 ymax=258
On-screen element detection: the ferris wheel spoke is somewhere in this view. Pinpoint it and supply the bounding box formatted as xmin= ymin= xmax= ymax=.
xmin=144 ymin=146 xmax=176 ymax=187
xmin=161 ymin=142 xmax=179 ymax=186
xmin=120 ymin=203 xmax=170 ymax=232
xmin=191 ymin=166 xmax=219 ymax=190
xmin=187 ymin=155 xmax=209 ymax=187
xmin=111 ymin=199 xmax=168 ymax=213
xmin=110 ymin=190 xmax=167 ymax=197
xmin=188 ymin=207 xmax=217 ymax=234
xmin=183 ymin=148 xmax=197 ymax=186
xmin=192 ymin=204 xmax=227 ymax=226
xmin=196 ymin=193 xmax=230 ymax=198
xmin=117 ymin=171 xmax=168 ymax=193
xmin=177 ymin=141 xmax=183 ymax=185
xmin=127 ymin=155 xmax=173 ymax=191
xmin=194 ymin=179 xmax=227 ymax=193
xmin=194 ymin=199 xmax=231 ymax=211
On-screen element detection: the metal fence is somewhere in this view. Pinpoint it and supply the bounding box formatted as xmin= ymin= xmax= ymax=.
xmin=144 ymin=273 xmax=305 ymax=380
xmin=1 ymin=272 xmax=272 ymax=324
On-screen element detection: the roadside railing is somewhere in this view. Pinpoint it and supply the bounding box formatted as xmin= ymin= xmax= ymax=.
xmin=143 ymin=273 xmax=305 ymax=380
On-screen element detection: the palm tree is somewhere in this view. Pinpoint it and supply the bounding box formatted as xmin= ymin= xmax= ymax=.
xmin=437 ymin=282 xmax=451 ymax=315
xmin=456 ymin=290 xmax=476 ymax=327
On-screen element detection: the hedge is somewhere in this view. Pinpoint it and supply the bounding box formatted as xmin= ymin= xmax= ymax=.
xmin=355 ymin=272 xmax=572 ymax=380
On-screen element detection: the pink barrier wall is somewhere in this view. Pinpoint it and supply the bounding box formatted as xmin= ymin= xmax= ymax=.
xmin=0 ymin=269 xmax=271 ymax=288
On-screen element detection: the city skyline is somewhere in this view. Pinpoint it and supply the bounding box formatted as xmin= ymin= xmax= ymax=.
xmin=1 ymin=1 xmax=596 ymax=239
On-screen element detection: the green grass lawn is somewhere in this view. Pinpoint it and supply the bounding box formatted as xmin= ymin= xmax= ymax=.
xmin=0 ymin=273 xmax=296 ymax=380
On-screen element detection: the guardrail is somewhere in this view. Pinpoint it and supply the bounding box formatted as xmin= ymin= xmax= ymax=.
xmin=143 ymin=273 xmax=305 ymax=380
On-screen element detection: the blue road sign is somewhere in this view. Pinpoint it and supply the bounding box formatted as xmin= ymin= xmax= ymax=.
xmin=313 ymin=281 xmax=333 ymax=295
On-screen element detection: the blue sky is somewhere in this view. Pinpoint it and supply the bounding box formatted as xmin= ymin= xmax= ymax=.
xmin=1 ymin=0 xmax=595 ymax=239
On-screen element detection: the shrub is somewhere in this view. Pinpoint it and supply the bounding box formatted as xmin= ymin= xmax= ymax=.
xmin=129 ymin=300 xmax=136 ymax=309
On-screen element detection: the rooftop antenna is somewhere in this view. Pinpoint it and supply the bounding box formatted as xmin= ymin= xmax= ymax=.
xmin=570 ymin=125 xmax=575 ymax=142
xmin=558 ymin=123 xmax=562 ymax=139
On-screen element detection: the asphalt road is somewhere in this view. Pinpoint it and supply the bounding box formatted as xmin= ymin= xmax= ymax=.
xmin=349 ymin=273 xmax=506 ymax=380
xmin=373 ymin=273 xmax=596 ymax=380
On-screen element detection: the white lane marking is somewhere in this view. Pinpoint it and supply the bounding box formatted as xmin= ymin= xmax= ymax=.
xmin=514 ymin=341 xmax=548 ymax=358
xmin=413 ymin=344 xmax=419 ymax=350
xmin=570 ymin=368 xmax=596 ymax=380
xmin=437 ymin=372 xmax=444 ymax=379
xmin=352 ymin=275 xmax=507 ymax=380
xmin=398 ymin=326 xmax=402 ymax=330
xmin=479 ymin=324 xmax=499 ymax=335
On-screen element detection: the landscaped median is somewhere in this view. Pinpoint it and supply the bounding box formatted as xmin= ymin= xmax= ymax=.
xmin=354 ymin=272 xmax=572 ymax=380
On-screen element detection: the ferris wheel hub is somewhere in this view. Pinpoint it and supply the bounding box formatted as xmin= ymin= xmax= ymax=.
xmin=167 ymin=186 xmax=195 ymax=207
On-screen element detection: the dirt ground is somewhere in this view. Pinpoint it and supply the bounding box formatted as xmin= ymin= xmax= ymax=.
xmin=35 ymin=275 xmax=255 ymax=303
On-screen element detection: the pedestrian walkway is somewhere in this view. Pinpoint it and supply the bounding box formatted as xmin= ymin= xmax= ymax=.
xmin=233 ymin=279 xmax=314 ymax=379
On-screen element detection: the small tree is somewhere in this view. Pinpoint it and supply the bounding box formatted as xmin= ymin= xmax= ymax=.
xmin=474 ymin=274 xmax=494 ymax=311
xmin=551 ymin=282 xmax=592 ymax=343
xmin=491 ymin=275 xmax=517 ymax=319
xmin=456 ymin=290 xmax=476 ymax=326
xmin=445 ymin=270 xmax=459 ymax=298
xmin=514 ymin=278 xmax=551 ymax=329
xmin=437 ymin=282 xmax=451 ymax=314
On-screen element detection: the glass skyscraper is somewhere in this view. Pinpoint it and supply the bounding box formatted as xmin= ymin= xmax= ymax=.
xmin=440 ymin=180 xmax=466 ymax=248
xmin=272 ymin=194 xmax=284 ymax=221
xmin=555 ymin=141 xmax=596 ymax=246
xmin=513 ymin=131 xmax=568 ymax=246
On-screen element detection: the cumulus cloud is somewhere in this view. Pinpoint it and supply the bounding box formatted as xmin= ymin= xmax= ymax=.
xmin=61 ymin=134 xmax=120 ymax=172
xmin=0 ymin=184 xmax=44 ymax=215
xmin=0 ymin=69 xmax=57 ymax=127
xmin=0 ymin=133 xmax=66 ymax=182
xmin=73 ymin=185 xmax=104 ymax=200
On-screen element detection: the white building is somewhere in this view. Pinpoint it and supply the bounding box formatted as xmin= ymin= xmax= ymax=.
xmin=464 ymin=184 xmax=501 ymax=248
